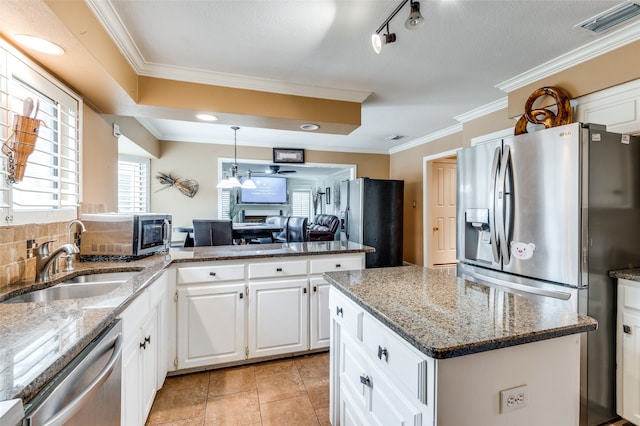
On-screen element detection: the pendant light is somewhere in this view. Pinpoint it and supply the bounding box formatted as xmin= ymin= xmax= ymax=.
xmin=217 ymin=126 xmax=257 ymax=189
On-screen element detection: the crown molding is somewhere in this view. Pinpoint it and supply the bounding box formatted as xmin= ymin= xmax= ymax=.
xmin=454 ymin=97 xmax=508 ymax=123
xmin=388 ymin=124 xmax=463 ymax=154
xmin=139 ymin=62 xmax=371 ymax=102
xmin=497 ymin=22 xmax=640 ymax=93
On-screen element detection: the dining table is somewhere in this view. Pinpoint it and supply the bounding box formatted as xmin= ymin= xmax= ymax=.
xmin=174 ymin=222 xmax=284 ymax=247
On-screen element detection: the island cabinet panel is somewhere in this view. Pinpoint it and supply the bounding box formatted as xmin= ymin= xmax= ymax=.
xmin=248 ymin=278 xmax=309 ymax=357
xmin=617 ymin=278 xmax=640 ymax=424
xmin=330 ymin=288 xmax=433 ymax=426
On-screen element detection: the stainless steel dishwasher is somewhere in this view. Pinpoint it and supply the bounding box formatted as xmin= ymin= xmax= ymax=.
xmin=22 ymin=320 xmax=122 ymax=425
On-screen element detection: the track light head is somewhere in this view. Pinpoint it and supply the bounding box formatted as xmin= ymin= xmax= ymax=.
xmin=371 ymin=31 xmax=397 ymax=54
xmin=405 ymin=1 xmax=424 ymax=29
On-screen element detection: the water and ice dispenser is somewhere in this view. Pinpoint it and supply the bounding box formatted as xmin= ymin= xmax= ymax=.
xmin=463 ymin=208 xmax=493 ymax=263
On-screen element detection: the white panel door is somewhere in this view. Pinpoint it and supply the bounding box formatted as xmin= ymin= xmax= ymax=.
xmin=248 ymin=278 xmax=308 ymax=357
xmin=177 ymin=283 xmax=246 ymax=369
xmin=431 ymin=159 xmax=457 ymax=265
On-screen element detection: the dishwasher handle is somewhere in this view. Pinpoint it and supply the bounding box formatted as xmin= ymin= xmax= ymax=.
xmin=42 ymin=331 xmax=123 ymax=426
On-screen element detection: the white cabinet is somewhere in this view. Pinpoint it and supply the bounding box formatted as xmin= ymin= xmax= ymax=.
xmin=617 ymin=278 xmax=640 ymax=424
xmin=248 ymin=278 xmax=308 ymax=357
xmin=174 ymin=253 xmax=365 ymax=370
xmin=330 ymin=288 xmax=431 ymax=426
xmin=120 ymin=270 xmax=170 ymax=426
xmin=309 ymin=255 xmax=365 ymax=350
xmin=176 ymin=263 xmax=246 ymax=370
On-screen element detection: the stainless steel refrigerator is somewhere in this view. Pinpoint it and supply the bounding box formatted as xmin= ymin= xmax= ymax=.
xmin=456 ymin=122 xmax=640 ymax=426
xmin=340 ymin=178 xmax=404 ymax=268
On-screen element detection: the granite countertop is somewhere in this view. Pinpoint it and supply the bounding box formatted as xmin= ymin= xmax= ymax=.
xmin=0 ymin=241 xmax=372 ymax=405
xmin=324 ymin=265 xmax=598 ymax=359
xmin=609 ymin=268 xmax=640 ymax=281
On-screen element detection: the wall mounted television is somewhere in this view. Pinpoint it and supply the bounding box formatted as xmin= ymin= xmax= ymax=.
xmin=240 ymin=176 xmax=288 ymax=204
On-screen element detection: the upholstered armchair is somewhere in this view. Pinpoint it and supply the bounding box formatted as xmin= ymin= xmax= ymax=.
xmin=308 ymin=214 xmax=340 ymax=241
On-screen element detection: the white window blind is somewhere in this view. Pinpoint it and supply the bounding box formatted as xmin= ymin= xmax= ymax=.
xmin=0 ymin=43 xmax=81 ymax=225
xmin=291 ymin=189 xmax=311 ymax=220
xmin=221 ymin=189 xmax=231 ymax=219
xmin=118 ymin=155 xmax=149 ymax=213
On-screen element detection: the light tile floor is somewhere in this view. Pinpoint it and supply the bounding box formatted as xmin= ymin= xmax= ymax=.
xmin=146 ymin=352 xmax=330 ymax=426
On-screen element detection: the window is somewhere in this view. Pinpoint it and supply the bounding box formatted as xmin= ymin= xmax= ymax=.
xmin=0 ymin=42 xmax=81 ymax=225
xmin=291 ymin=189 xmax=311 ymax=220
xmin=118 ymin=155 xmax=149 ymax=213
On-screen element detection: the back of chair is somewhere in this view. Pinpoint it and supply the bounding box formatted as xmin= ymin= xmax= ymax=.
xmin=265 ymin=216 xmax=289 ymax=242
xmin=287 ymin=216 xmax=308 ymax=242
xmin=192 ymin=219 xmax=233 ymax=246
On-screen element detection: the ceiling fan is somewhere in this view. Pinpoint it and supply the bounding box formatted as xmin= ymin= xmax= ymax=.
xmin=265 ymin=165 xmax=297 ymax=174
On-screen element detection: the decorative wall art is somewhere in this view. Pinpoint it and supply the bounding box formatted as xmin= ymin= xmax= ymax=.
xmin=156 ymin=172 xmax=199 ymax=198
xmin=273 ymin=148 xmax=305 ymax=163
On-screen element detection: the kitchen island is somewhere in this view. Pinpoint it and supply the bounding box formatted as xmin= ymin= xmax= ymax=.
xmin=0 ymin=240 xmax=372 ymax=420
xmin=324 ymin=266 xmax=597 ymax=426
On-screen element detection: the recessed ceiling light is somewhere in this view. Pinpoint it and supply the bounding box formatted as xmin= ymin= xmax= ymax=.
xmin=13 ymin=34 xmax=65 ymax=55
xmin=196 ymin=113 xmax=218 ymax=122
xmin=300 ymin=123 xmax=320 ymax=131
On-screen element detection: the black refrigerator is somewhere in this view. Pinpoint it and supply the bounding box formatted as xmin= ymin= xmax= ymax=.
xmin=339 ymin=178 xmax=404 ymax=268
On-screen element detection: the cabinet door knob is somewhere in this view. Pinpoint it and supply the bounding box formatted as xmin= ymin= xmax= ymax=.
xmin=209 ymin=272 xmax=216 ymax=276
xmin=624 ymin=324 xmax=632 ymax=334
xmin=377 ymin=346 xmax=388 ymax=361
xmin=359 ymin=374 xmax=372 ymax=387
xmin=239 ymin=292 xmax=244 ymax=299
xmin=303 ymin=287 xmax=307 ymax=294
xmin=336 ymin=306 xmax=343 ymax=317
xmin=313 ymin=286 xmax=317 ymax=292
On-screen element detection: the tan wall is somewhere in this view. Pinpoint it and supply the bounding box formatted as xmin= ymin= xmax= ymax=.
xmin=81 ymin=105 xmax=118 ymax=212
xmin=151 ymin=140 xmax=389 ymax=238
xmin=102 ymin=115 xmax=161 ymax=158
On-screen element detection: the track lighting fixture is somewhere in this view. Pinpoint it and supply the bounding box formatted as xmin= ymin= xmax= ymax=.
xmin=371 ymin=0 xmax=424 ymax=54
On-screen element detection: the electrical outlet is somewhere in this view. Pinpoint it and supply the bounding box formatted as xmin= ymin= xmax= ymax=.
xmin=500 ymin=384 xmax=528 ymax=413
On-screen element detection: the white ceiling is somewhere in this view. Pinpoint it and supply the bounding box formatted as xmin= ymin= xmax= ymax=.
xmin=88 ymin=0 xmax=640 ymax=154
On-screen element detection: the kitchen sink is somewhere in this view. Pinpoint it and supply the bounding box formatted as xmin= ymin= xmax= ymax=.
xmin=62 ymin=271 xmax=139 ymax=284
xmin=2 ymin=270 xmax=139 ymax=304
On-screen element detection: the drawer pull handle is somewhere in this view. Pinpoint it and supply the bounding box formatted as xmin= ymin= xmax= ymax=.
xmin=209 ymin=272 xmax=216 ymax=276
xmin=377 ymin=346 xmax=388 ymax=361
xmin=336 ymin=306 xmax=343 ymax=317
xmin=140 ymin=336 xmax=150 ymax=350
xmin=313 ymin=286 xmax=317 ymax=292
xmin=276 ymin=267 xmax=283 ymax=272
xmin=336 ymin=264 xmax=342 ymax=268
xmin=359 ymin=374 xmax=372 ymax=387
xmin=624 ymin=324 xmax=632 ymax=334
xmin=140 ymin=341 xmax=146 ymax=350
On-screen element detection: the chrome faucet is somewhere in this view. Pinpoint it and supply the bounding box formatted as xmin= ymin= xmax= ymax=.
xmin=65 ymin=219 xmax=86 ymax=272
xmin=35 ymin=240 xmax=80 ymax=282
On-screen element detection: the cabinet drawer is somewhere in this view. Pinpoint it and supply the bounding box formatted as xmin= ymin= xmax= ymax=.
xmin=248 ymin=260 xmax=307 ymax=279
xmin=310 ymin=255 xmax=363 ymax=274
xmin=621 ymin=280 xmax=640 ymax=311
xmin=330 ymin=288 xmax=363 ymax=341
xmin=362 ymin=313 xmax=429 ymax=404
xmin=177 ymin=264 xmax=244 ymax=283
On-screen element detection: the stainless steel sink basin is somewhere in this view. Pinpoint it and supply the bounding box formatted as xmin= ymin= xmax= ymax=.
xmin=4 ymin=281 xmax=123 ymax=303
xmin=62 ymin=271 xmax=138 ymax=284
xmin=2 ymin=270 xmax=139 ymax=303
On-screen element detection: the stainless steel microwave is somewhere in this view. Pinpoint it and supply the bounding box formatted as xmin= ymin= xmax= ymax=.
xmin=79 ymin=213 xmax=172 ymax=260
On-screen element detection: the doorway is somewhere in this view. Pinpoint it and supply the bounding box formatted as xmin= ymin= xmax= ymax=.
xmin=423 ymin=149 xmax=460 ymax=268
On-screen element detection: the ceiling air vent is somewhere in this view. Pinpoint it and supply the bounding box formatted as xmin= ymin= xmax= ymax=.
xmin=576 ymin=1 xmax=640 ymax=33
xmin=385 ymin=134 xmax=406 ymax=141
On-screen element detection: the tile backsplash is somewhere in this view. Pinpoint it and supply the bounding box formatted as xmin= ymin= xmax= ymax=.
xmin=0 ymin=221 xmax=73 ymax=288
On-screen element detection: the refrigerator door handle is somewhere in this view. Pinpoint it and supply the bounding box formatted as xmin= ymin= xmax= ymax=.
xmin=345 ymin=206 xmax=350 ymax=240
xmin=497 ymin=145 xmax=511 ymax=264
xmin=489 ymin=146 xmax=501 ymax=263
